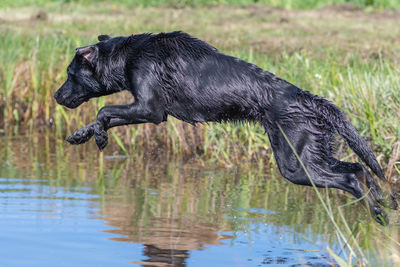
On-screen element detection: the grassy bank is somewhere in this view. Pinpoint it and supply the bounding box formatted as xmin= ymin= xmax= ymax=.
xmin=0 ymin=3 xmax=400 ymax=177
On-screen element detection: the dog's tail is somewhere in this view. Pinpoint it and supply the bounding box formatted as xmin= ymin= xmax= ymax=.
xmin=311 ymin=95 xmax=387 ymax=181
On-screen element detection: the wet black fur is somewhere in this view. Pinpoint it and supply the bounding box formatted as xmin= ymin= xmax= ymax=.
xmin=54 ymin=31 xmax=397 ymax=224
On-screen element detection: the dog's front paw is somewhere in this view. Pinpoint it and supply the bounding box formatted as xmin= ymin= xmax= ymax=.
xmin=94 ymin=127 xmax=108 ymax=151
xmin=67 ymin=122 xmax=97 ymax=145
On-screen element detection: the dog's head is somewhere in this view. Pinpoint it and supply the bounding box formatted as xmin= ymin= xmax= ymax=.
xmin=54 ymin=34 xmax=120 ymax=109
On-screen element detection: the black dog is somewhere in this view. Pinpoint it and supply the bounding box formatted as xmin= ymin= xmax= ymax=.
xmin=54 ymin=31 xmax=397 ymax=224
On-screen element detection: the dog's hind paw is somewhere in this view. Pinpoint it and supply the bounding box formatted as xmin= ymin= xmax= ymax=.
xmin=67 ymin=122 xmax=97 ymax=145
xmin=94 ymin=128 xmax=108 ymax=151
xmin=372 ymin=205 xmax=389 ymax=226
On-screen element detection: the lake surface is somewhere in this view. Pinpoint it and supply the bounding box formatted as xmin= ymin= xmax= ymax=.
xmin=0 ymin=133 xmax=396 ymax=266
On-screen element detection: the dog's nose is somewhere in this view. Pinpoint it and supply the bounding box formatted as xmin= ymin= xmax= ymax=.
xmin=53 ymin=91 xmax=64 ymax=105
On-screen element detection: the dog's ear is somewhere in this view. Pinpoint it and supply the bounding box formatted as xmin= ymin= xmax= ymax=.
xmin=76 ymin=46 xmax=98 ymax=63
xmin=98 ymin=35 xmax=111 ymax=41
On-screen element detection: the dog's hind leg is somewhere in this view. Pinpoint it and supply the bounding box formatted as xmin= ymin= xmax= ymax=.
xmin=331 ymin=161 xmax=398 ymax=210
xmin=266 ymin=124 xmax=389 ymax=224
xmin=323 ymin=160 xmax=389 ymax=224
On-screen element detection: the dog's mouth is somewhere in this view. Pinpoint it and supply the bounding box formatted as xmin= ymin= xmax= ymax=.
xmin=67 ymin=96 xmax=90 ymax=108
xmin=55 ymin=94 xmax=90 ymax=109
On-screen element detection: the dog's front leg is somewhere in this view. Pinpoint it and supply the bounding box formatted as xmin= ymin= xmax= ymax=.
xmin=66 ymin=121 xmax=106 ymax=148
xmin=94 ymin=103 xmax=165 ymax=150
xmin=94 ymin=102 xmax=165 ymax=150
xmin=66 ymin=105 xmax=136 ymax=150
xmin=67 ymin=101 xmax=164 ymax=150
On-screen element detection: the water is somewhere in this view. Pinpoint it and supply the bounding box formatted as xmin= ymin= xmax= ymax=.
xmin=0 ymin=134 xmax=393 ymax=266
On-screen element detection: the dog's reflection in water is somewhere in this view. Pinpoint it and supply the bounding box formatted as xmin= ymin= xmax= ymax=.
xmin=139 ymin=244 xmax=189 ymax=267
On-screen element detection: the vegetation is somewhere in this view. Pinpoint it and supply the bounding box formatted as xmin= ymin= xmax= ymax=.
xmin=1 ymin=2 xmax=399 ymax=176
xmin=1 ymin=1 xmax=400 ymax=266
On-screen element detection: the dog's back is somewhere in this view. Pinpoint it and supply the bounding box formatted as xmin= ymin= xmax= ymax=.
xmin=138 ymin=32 xmax=295 ymax=124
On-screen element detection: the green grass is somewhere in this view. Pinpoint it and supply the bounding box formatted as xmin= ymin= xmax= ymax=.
xmin=0 ymin=3 xmax=399 ymax=177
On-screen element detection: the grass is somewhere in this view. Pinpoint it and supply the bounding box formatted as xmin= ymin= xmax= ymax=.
xmin=0 ymin=3 xmax=399 ymax=178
